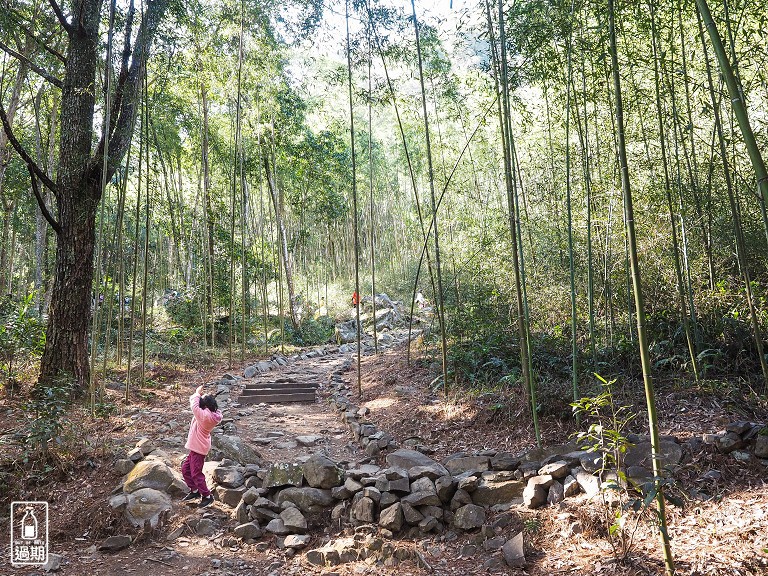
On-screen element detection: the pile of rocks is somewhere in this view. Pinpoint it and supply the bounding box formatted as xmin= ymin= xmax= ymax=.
xmin=242 ymin=349 xmax=330 ymax=379
xmin=108 ymin=438 xmax=183 ymax=546
xmin=703 ymin=421 xmax=768 ymax=460
xmin=202 ymin=447 xmax=531 ymax=568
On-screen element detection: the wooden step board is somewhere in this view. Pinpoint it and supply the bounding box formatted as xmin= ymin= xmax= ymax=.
xmin=239 ymin=381 xmax=319 ymax=404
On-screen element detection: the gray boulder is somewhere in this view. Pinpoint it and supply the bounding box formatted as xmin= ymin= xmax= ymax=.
xmin=265 ymin=518 xmax=290 ymax=535
xmin=214 ymin=485 xmax=246 ymax=507
xmin=547 ymin=481 xmax=564 ymax=505
xmin=233 ymin=522 xmax=262 ymax=540
xmin=124 ymin=488 xmax=171 ymax=528
xmin=284 ymin=534 xmax=311 ymax=549
xmin=123 ymin=460 xmax=182 ymax=495
xmin=115 ymin=459 xmax=135 ymax=475
xmin=435 ymin=475 xmax=457 ymax=503
xmin=503 ymin=532 xmax=525 ymax=567
xmin=538 ymin=460 xmax=569 ymax=479
xmin=490 ymin=452 xmax=521 ymax=471
xmin=453 ymin=504 xmax=486 ymax=530
xmin=443 ymin=455 xmax=490 ymax=476
xmin=211 ymin=434 xmax=262 ymax=465
xmin=624 ymin=440 xmax=683 ymax=474
xmin=263 ymin=463 xmax=304 ymax=488
xmin=280 ymin=507 xmax=308 ymax=533
xmin=302 ymin=454 xmax=343 ymax=489
xmin=401 ymin=491 xmax=441 ymax=507
xmin=386 ymin=449 xmax=449 ymax=478
xmin=212 ymin=466 xmax=244 ymax=488
xmin=574 ymin=469 xmax=601 ymax=498
xmin=523 ymin=475 xmax=553 ymax=509
xmin=276 ymin=487 xmax=334 ymax=512
xmin=379 ymin=503 xmax=404 ymax=532
xmin=351 ymin=496 xmax=376 ymax=523
xmin=195 ymin=518 xmax=216 ymax=536
xmin=99 ymin=535 xmax=132 ymax=551
xmin=471 ymin=478 xmax=524 ymax=506
xmin=755 ymin=434 xmax=768 ymax=459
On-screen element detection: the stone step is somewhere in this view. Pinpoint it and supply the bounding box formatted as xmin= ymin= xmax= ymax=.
xmin=243 ymin=382 xmax=318 ymax=391
xmin=238 ymin=391 xmax=317 ymax=404
xmin=240 ymin=389 xmax=317 ymax=399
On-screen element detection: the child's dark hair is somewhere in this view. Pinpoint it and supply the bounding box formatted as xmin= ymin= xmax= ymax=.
xmin=199 ymin=394 xmax=218 ymax=412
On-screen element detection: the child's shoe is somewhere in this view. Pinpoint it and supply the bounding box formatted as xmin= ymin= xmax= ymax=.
xmin=182 ymin=491 xmax=200 ymax=502
xmin=199 ymin=494 xmax=214 ymax=508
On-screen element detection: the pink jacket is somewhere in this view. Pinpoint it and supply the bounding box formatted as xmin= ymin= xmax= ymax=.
xmin=185 ymin=392 xmax=222 ymax=455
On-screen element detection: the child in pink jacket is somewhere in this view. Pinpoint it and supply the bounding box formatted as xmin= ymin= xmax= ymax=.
xmin=181 ymin=385 xmax=223 ymax=507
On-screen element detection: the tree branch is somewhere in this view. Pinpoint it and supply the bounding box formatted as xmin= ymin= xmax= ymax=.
xmin=0 ymin=40 xmax=63 ymax=89
xmin=0 ymin=100 xmax=59 ymax=195
xmin=47 ymin=0 xmax=75 ymax=34
xmin=29 ymin=167 xmax=61 ymax=235
xmin=88 ymin=0 xmax=170 ymax=184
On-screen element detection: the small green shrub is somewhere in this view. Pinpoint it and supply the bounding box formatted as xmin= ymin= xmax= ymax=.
xmin=165 ymin=293 xmax=201 ymax=328
xmin=22 ymin=376 xmax=74 ymax=463
xmin=0 ymin=294 xmax=46 ymax=389
xmin=288 ymin=317 xmax=334 ymax=346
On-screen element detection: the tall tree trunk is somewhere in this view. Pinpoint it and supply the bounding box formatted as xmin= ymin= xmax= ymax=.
xmin=346 ymin=0 xmax=362 ymax=396
xmin=607 ymin=0 xmax=675 ymax=572
xmin=649 ymin=0 xmax=699 ymax=381
xmin=263 ymin=156 xmax=299 ymax=331
xmin=412 ymin=0 xmax=449 ymax=393
xmin=696 ymin=0 xmax=768 ymax=277
xmin=2 ymin=0 xmax=173 ymax=392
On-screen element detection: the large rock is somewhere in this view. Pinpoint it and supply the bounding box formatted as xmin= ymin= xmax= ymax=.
xmin=410 ymin=477 xmax=436 ymax=494
xmin=379 ymin=503 xmax=404 ymax=532
xmin=574 ymin=469 xmax=601 ymax=498
xmin=453 ymin=504 xmax=486 ymax=530
xmin=714 ymin=432 xmax=745 ymax=454
xmin=214 ymin=485 xmax=246 ymax=507
xmin=523 ymin=475 xmax=553 ymax=509
xmin=211 ymin=434 xmax=262 ymax=465
xmin=284 ymin=534 xmax=311 ymax=549
xmin=280 ymin=507 xmax=308 ymax=533
xmin=547 ymin=481 xmax=564 ymax=505
xmin=123 ymin=460 xmax=181 ymax=495
xmin=435 ymin=476 xmax=457 ymax=503
xmin=755 ymin=434 xmax=768 ymax=459
xmin=302 ymin=454 xmax=343 ymax=489
xmin=265 ymin=518 xmax=290 ymax=535
xmin=538 ymin=461 xmax=569 ymax=479
xmin=624 ymin=440 xmax=683 ymax=474
xmin=490 ymin=452 xmax=520 ymax=471
xmin=471 ymin=478 xmax=525 ymax=506
xmin=276 ymin=487 xmax=334 ymax=512
xmin=402 ymin=501 xmax=424 ymax=525
xmin=386 ymin=449 xmax=449 ymax=478
xmin=263 ymin=463 xmax=304 ymax=489
xmin=124 ymin=488 xmax=171 ymax=528
xmin=503 ymin=532 xmax=525 ymax=567
xmin=234 ymin=522 xmax=263 ymax=540
xmin=212 ymin=466 xmax=244 ymax=488
xmin=443 ymin=455 xmax=490 ymax=476
xmin=99 ymin=535 xmax=132 ymax=552
xmin=351 ymin=496 xmax=376 ymax=523
xmin=401 ymin=491 xmax=442 ymax=507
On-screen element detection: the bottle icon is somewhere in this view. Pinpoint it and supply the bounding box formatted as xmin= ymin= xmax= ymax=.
xmin=21 ymin=508 xmax=38 ymax=540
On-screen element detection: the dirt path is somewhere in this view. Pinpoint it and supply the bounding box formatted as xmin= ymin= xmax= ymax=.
xmin=3 ymin=339 xmax=768 ymax=576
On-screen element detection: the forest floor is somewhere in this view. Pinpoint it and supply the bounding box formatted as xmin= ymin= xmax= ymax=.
xmin=1 ymin=340 xmax=768 ymax=576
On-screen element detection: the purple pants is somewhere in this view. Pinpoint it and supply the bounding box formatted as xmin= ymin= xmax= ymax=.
xmin=181 ymin=451 xmax=210 ymax=496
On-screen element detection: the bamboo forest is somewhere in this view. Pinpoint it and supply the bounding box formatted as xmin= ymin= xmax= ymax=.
xmin=1 ymin=0 xmax=767 ymax=574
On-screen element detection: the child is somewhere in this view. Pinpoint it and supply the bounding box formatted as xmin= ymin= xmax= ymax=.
xmin=181 ymin=384 xmax=222 ymax=507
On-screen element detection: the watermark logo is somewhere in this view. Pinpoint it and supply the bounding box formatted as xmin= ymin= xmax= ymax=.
xmin=10 ymin=501 xmax=48 ymax=567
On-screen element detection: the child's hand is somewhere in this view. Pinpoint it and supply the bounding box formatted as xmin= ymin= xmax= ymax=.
xmin=195 ymin=385 xmax=204 ymax=396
